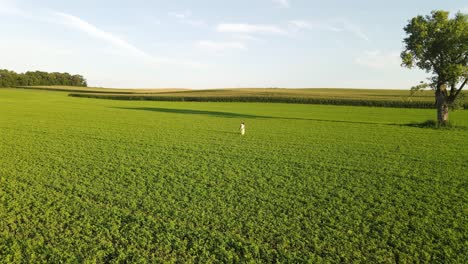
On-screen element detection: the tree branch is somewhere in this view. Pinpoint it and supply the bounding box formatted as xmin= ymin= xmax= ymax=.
xmin=453 ymin=78 xmax=467 ymax=99
xmin=449 ymin=82 xmax=456 ymax=97
xmin=428 ymin=58 xmax=439 ymax=74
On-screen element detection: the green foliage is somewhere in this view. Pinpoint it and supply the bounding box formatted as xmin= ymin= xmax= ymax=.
xmin=410 ymin=82 xmax=432 ymax=96
xmin=401 ymin=10 xmax=467 ymax=102
xmin=0 ymin=89 xmax=467 ymax=262
xmin=0 ymin=69 xmax=87 ymax=87
xmin=450 ymin=92 xmax=465 ymax=110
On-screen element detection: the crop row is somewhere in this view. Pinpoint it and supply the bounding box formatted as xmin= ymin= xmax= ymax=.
xmin=67 ymin=93 xmax=463 ymax=109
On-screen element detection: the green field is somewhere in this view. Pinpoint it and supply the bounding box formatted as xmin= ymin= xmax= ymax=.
xmin=0 ymin=88 xmax=467 ymax=263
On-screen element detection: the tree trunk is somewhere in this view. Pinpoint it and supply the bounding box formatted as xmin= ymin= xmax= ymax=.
xmin=436 ymin=91 xmax=449 ymax=125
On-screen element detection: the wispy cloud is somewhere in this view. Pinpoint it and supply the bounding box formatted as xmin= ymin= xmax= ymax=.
xmin=344 ymin=23 xmax=370 ymax=42
xmin=217 ymin=23 xmax=286 ymax=35
xmin=196 ymin=40 xmax=246 ymax=51
xmin=1 ymin=2 xmax=205 ymax=69
xmin=272 ymin=0 xmax=290 ymax=8
xmin=54 ymin=12 xmax=205 ymax=68
xmin=0 ymin=2 xmax=150 ymax=58
xmin=169 ymin=10 xmax=206 ymax=27
xmin=55 ymin=12 xmax=150 ymax=58
xmin=169 ymin=11 xmax=188 ymax=19
xmin=355 ymin=50 xmax=400 ymax=69
xmin=0 ymin=0 xmax=27 ymax=17
xmin=289 ymin=20 xmax=311 ymax=29
xmin=289 ymin=20 xmax=341 ymax=32
xmin=232 ymin=34 xmax=263 ymax=42
xmin=289 ymin=19 xmax=370 ymax=42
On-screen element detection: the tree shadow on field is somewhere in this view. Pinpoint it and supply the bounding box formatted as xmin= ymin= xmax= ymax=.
xmin=114 ymin=107 xmax=446 ymax=129
xmin=400 ymin=120 xmax=468 ymax=130
xmin=115 ymin=107 xmax=273 ymax=119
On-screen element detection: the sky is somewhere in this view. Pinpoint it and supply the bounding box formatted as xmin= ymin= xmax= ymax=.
xmin=0 ymin=0 xmax=466 ymax=89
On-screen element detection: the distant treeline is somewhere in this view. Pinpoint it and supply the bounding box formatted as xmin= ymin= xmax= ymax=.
xmin=69 ymin=93 xmax=467 ymax=109
xmin=0 ymin=69 xmax=87 ymax=87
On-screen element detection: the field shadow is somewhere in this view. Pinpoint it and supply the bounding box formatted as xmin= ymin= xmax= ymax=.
xmin=115 ymin=107 xmax=274 ymax=119
xmin=400 ymin=120 xmax=468 ymax=130
xmin=114 ymin=107 xmax=438 ymax=128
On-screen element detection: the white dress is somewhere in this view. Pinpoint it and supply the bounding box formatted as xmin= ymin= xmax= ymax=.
xmin=240 ymin=124 xmax=245 ymax=135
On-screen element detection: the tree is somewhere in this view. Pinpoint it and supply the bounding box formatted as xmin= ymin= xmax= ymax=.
xmin=0 ymin=69 xmax=88 ymax=88
xmin=401 ymin=10 xmax=467 ymax=125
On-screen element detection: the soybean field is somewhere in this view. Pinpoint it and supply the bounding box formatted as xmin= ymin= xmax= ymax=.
xmin=0 ymin=88 xmax=467 ymax=263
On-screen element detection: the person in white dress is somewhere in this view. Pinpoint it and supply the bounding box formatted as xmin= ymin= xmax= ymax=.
xmin=240 ymin=122 xmax=246 ymax=136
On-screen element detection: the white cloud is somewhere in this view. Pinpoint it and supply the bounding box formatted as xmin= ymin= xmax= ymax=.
xmin=289 ymin=20 xmax=342 ymax=32
xmin=272 ymin=0 xmax=290 ymax=8
xmin=289 ymin=19 xmax=370 ymax=42
xmin=289 ymin=20 xmax=311 ymax=29
xmin=233 ymin=34 xmax=263 ymax=42
xmin=54 ymin=12 xmax=206 ymax=68
xmin=169 ymin=12 xmax=188 ymax=19
xmin=217 ymin=23 xmax=286 ymax=34
xmin=54 ymin=12 xmax=150 ymax=59
xmin=355 ymin=50 xmax=400 ymax=69
xmin=0 ymin=0 xmax=27 ymax=17
xmin=169 ymin=10 xmax=206 ymax=27
xmin=1 ymin=4 xmax=205 ymax=69
xmin=344 ymin=23 xmax=370 ymax=42
xmin=196 ymin=40 xmax=246 ymax=51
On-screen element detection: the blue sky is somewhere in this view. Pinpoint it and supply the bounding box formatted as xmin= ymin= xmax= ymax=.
xmin=0 ymin=0 xmax=466 ymax=88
